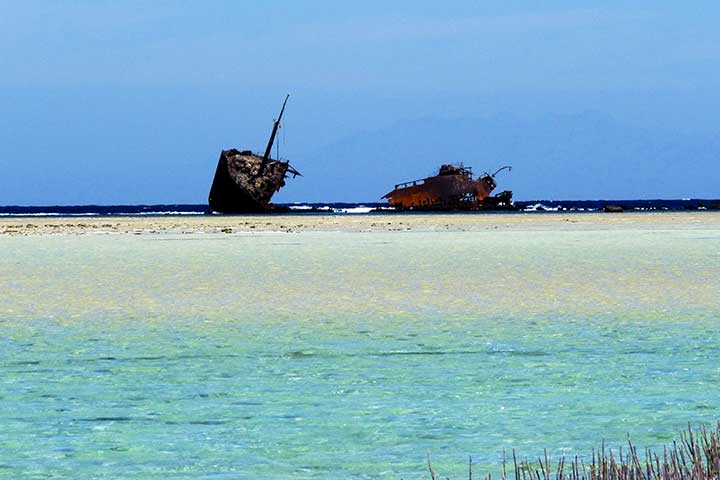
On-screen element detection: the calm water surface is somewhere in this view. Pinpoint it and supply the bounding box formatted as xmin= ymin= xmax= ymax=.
xmin=1 ymin=224 xmax=719 ymax=478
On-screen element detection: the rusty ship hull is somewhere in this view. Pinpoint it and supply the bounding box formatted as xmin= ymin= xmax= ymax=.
xmin=208 ymin=95 xmax=299 ymax=214
xmin=382 ymin=164 xmax=513 ymax=211
xmin=209 ymin=149 xmax=295 ymax=213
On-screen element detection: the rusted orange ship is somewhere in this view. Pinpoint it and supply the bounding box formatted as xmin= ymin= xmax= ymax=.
xmin=382 ymin=164 xmax=513 ymax=210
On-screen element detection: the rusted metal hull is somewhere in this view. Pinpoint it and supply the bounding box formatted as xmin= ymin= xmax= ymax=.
xmin=208 ymin=149 xmax=292 ymax=213
xmin=208 ymin=95 xmax=299 ymax=214
xmin=382 ymin=164 xmax=512 ymax=211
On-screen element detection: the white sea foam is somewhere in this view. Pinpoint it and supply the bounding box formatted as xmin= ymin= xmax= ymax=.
xmin=523 ymin=203 xmax=561 ymax=212
xmin=118 ymin=211 xmax=203 ymax=216
xmin=288 ymin=205 xmax=377 ymax=213
xmin=338 ymin=206 xmax=374 ymax=214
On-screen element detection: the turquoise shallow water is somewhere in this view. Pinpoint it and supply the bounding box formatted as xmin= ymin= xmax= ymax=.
xmin=1 ymin=226 xmax=719 ymax=478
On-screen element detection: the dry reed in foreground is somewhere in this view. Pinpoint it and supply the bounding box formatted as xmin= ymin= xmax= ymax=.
xmin=428 ymin=422 xmax=720 ymax=480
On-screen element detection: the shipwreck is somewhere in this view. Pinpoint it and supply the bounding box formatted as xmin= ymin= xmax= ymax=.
xmin=382 ymin=164 xmax=513 ymax=211
xmin=208 ymin=95 xmax=301 ymax=213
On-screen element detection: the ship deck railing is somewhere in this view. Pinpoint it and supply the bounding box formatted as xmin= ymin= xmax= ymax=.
xmin=394 ymin=178 xmax=426 ymax=190
xmin=248 ymin=151 xmax=291 ymax=163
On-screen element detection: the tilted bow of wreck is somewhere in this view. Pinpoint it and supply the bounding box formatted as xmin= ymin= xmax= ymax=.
xmin=208 ymin=95 xmax=301 ymax=213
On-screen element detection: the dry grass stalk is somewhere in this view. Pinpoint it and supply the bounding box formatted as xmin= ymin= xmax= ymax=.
xmin=428 ymin=422 xmax=720 ymax=480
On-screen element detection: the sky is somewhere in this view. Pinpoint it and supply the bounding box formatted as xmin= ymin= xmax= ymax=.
xmin=1 ymin=1 xmax=718 ymax=204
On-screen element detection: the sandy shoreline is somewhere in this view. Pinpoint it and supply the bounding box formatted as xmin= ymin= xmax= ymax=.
xmin=1 ymin=211 xmax=720 ymax=236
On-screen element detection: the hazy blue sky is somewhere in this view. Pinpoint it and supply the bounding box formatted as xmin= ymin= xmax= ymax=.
xmin=1 ymin=1 xmax=718 ymax=204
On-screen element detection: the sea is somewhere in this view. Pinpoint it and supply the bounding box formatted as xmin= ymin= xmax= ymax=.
xmin=0 ymin=198 xmax=719 ymax=216
xmin=1 ymin=206 xmax=720 ymax=479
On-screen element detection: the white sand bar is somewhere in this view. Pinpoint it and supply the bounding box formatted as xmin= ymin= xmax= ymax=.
xmin=1 ymin=212 xmax=720 ymax=236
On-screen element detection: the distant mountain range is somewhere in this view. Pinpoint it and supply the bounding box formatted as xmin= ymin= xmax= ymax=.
xmin=281 ymin=111 xmax=719 ymax=202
